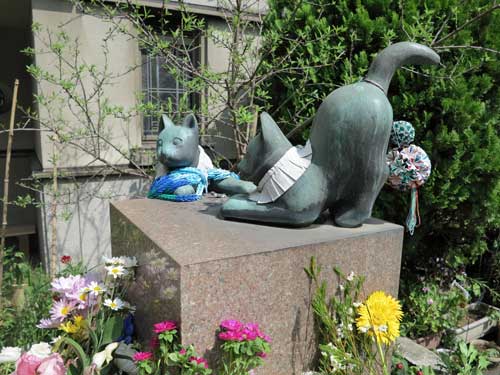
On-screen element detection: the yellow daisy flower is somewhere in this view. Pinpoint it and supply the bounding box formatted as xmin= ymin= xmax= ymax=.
xmin=60 ymin=315 xmax=87 ymax=335
xmin=356 ymin=291 xmax=403 ymax=345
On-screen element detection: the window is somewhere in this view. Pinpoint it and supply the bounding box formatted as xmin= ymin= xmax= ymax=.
xmin=141 ymin=51 xmax=192 ymax=139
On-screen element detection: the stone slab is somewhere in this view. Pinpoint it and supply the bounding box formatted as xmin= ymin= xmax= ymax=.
xmin=110 ymin=196 xmax=404 ymax=375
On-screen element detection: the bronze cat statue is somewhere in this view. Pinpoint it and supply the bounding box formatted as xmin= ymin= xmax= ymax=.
xmin=220 ymin=42 xmax=440 ymax=227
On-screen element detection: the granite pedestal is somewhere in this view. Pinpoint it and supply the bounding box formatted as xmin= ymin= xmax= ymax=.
xmin=110 ymin=197 xmax=403 ymax=375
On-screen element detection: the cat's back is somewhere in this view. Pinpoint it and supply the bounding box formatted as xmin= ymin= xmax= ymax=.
xmin=310 ymin=81 xmax=392 ymax=169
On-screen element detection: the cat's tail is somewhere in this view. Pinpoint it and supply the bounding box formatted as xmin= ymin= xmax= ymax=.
xmin=363 ymin=42 xmax=440 ymax=95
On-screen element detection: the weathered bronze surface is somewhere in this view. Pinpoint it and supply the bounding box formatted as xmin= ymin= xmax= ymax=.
xmin=221 ymin=42 xmax=440 ymax=227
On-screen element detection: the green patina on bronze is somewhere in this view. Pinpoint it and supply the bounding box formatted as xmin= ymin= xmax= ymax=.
xmin=221 ymin=42 xmax=440 ymax=227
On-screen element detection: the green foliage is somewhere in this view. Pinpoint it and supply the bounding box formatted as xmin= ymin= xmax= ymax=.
xmin=441 ymin=341 xmax=491 ymax=375
xmin=262 ymin=1 xmax=499 ymax=273
xmin=305 ymin=258 xmax=395 ymax=374
xmin=401 ymin=281 xmax=467 ymax=338
xmin=0 ymin=250 xmax=57 ymax=348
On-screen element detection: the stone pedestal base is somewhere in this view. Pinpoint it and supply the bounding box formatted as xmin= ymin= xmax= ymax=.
xmin=110 ymin=197 xmax=403 ymax=375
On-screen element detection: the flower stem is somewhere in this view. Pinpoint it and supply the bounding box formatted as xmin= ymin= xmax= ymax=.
xmin=375 ymin=339 xmax=389 ymax=375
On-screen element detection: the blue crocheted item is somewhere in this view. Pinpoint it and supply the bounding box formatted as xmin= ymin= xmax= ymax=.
xmin=148 ymin=167 xmax=239 ymax=202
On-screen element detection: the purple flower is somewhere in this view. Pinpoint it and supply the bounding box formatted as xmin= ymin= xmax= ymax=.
xmin=36 ymin=318 xmax=63 ymax=329
xmin=422 ymin=287 xmax=430 ymax=293
xmin=49 ymin=299 xmax=77 ymax=321
xmin=51 ymin=275 xmax=86 ymax=294
xmin=427 ymin=298 xmax=434 ymax=305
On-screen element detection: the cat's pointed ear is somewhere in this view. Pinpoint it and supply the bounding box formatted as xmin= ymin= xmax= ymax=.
xmin=260 ymin=112 xmax=288 ymax=143
xmin=182 ymin=113 xmax=198 ymax=130
xmin=159 ymin=114 xmax=175 ymax=133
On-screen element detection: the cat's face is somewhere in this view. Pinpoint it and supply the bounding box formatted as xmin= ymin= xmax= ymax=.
xmin=238 ymin=112 xmax=292 ymax=183
xmin=157 ymin=114 xmax=199 ymax=169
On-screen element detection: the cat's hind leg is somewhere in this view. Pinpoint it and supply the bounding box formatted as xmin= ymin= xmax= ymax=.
xmin=331 ymin=165 xmax=388 ymax=228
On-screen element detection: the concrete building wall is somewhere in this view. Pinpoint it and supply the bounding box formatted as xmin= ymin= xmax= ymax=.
xmin=31 ymin=0 xmax=143 ymax=170
xmin=38 ymin=175 xmax=149 ymax=270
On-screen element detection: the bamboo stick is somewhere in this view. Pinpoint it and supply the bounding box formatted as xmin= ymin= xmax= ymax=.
xmin=0 ymin=79 xmax=19 ymax=308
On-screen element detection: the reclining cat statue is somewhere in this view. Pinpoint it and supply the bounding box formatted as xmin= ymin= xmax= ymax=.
xmin=220 ymin=42 xmax=440 ymax=227
xmin=151 ymin=113 xmax=256 ymax=199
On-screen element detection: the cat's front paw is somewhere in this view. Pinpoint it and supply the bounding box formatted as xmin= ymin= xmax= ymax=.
xmin=174 ymin=185 xmax=196 ymax=195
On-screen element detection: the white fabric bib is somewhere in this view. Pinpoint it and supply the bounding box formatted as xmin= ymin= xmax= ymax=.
xmin=248 ymin=140 xmax=312 ymax=204
xmin=197 ymin=145 xmax=214 ymax=174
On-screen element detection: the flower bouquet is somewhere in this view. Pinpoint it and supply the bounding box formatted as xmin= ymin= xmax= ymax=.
xmin=29 ymin=255 xmax=138 ymax=374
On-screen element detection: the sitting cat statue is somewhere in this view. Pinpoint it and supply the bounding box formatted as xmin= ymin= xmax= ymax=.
xmin=220 ymin=42 xmax=440 ymax=227
xmin=155 ymin=113 xmax=256 ymax=196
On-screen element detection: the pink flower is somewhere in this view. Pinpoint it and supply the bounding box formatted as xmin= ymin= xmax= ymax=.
xmin=220 ymin=319 xmax=242 ymax=331
xmin=218 ymin=330 xmax=243 ymax=341
xmin=153 ymin=320 xmax=177 ymax=333
xmin=13 ymin=353 xmax=42 ymax=375
xmin=51 ymin=275 xmax=86 ymax=294
xmin=36 ymin=318 xmax=63 ymax=329
xmin=179 ymin=349 xmax=187 ymax=355
xmin=49 ymin=299 xmax=77 ymax=321
xmin=241 ymin=327 xmax=258 ymax=341
xmin=189 ymin=356 xmax=209 ymax=368
xmin=37 ymin=353 xmax=66 ymax=375
xmin=261 ymin=334 xmax=272 ymax=343
xmin=257 ymin=352 xmax=267 ymax=358
xmin=133 ymin=352 xmax=153 ymax=362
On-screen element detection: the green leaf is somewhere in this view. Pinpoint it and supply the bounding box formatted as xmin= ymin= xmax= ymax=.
xmin=100 ymin=315 xmax=124 ymax=347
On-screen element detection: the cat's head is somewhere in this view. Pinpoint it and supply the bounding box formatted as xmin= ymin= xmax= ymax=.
xmin=157 ymin=114 xmax=199 ymax=169
xmin=238 ymin=112 xmax=292 ymax=183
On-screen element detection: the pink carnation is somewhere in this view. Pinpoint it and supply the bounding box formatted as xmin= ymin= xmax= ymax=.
xmin=133 ymin=352 xmax=153 ymax=362
xmin=220 ymin=319 xmax=242 ymax=331
xmin=179 ymin=348 xmax=187 ymax=355
xmin=153 ymin=320 xmax=177 ymax=333
xmin=189 ymin=356 xmax=209 ymax=368
xmin=257 ymin=352 xmax=267 ymax=358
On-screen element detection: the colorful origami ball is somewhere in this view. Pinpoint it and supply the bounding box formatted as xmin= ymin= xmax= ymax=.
xmin=386 ymin=145 xmax=431 ymax=191
xmin=390 ymin=121 xmax=415 ymax=148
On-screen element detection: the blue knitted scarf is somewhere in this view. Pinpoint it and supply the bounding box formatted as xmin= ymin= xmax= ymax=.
xmin=148 ymin=167 xmax=239 ymax=202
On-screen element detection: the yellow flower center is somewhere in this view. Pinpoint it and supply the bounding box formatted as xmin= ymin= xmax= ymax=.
xmin=61 ymin=306 xmax=69 ymax=316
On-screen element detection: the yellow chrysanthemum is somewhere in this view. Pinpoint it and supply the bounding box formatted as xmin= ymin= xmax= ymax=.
xmin=60 ymin=315 xmax=87 ymax=335
xmin=355 ymin=291 xmax=403 ymax=344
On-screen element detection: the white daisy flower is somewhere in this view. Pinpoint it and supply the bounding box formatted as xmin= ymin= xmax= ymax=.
xmin=346 ymin=271 xmax=355 ymax=281
xmin=103 ymin=298 xmax=124 ymax=311
xmin=105 ymin=265 xmax=128 ymax=279
xmin=87 ymin=281 xmax=107 ymax=296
